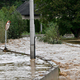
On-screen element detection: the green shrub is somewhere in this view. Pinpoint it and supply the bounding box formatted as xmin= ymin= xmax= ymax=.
xmin=8 ymin=11 xmax=27 ymax=39
xmin=39 ymin=22 xmax=62 ymax=44
xmin=0 ymin=10 xmax=6 ymax=43
xmin=1 ymin=6 xmax=28 ymax=39
xmin=0 ymin=20 xmax=5 ymax=43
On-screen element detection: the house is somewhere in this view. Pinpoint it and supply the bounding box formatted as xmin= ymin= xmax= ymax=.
xmin=16 ymin=0 xmax=43 ymax=33
xmin=16 ymin=1 xmax=40 ymax=20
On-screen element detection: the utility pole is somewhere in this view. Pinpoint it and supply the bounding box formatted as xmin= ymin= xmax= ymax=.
xmin=30 ymin=0 xmax=35 ymax=59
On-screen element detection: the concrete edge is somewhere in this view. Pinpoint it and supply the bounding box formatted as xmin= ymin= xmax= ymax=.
xmin=40 ymin=66 xmax=59 ymax=80
xmin=34 ymin=56 xmax=59 ymax=80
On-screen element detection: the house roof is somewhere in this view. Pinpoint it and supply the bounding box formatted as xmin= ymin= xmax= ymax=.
xmin=16 ymin=1 xmax=39 ymax=16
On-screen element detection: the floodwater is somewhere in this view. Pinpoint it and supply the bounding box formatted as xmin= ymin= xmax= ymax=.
xmin=0 ymin=37 xmax=80 ymax=80
xmin=0 ymin=50 xmax=51 ymax=80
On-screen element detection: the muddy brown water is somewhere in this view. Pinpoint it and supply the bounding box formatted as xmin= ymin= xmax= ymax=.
xmin=0 ymin=50 xmax=51 ymax=80
xmin=65 ymin=40 xmax=80 ymax=44
xmin=62 ymin=39 xmax=80 ymax=44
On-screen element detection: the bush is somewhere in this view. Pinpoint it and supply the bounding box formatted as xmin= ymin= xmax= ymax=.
xmin=0 ymin=20 xmax=5 ymax=43
xmin=39 ymin=22 xmax=62 ymax=44
xmin=8 ymin=11 xmax=27 ymax=39
xmin=1 ymin=6 xmax=28 ymax=39
xmin=0 ymin=10 xmax=6 ymax=43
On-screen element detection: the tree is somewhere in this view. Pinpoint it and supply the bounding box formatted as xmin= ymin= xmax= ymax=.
xmin=0 ymin=0 xmax=23 ymax=9
xmin=0 ymin=10 xmax=5 ymax=43
xmin=8 ymin=11 xmax=27 ymax=39
xmin=35 ymin=0 xmax=80 ymax=38
xmin=1 ymin=6 xmax=28 ymax=39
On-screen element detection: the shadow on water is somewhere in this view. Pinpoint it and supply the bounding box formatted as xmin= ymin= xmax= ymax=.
xmin=0 ymin=50 xmax=51 ymax=80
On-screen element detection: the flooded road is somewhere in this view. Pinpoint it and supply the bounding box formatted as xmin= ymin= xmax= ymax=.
xmin=0 ymin=50 xmax=51 ymax=80
xmin=0 ymin=37 xmax=80 ymax=80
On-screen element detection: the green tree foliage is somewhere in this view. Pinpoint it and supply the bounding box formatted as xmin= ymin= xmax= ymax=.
xmin=35 ymin=0 xmax=80 ymax=38
xmin=0 ymin=6 xmax=27 ymax=39
xmin=8 ymin=11 xmax=27 ymax=39
xmin=0 ymin=11 xmax=5 ymax=43
xmin=0 ymin=0 xmax=23 ymax=9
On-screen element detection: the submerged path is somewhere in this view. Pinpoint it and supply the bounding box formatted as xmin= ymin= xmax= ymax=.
xmin=0 ymin=37 xmax=80 ymax=80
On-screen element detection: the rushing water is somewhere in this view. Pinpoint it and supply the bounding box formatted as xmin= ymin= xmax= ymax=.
xmin=0 ymin=50 xmax=51 ymax=80
xmin=1 ymin=37 xmax=80 ymax=80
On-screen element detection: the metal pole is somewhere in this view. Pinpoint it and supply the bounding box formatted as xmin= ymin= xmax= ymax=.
xmin=30 ymin=0 xmax=35 ymax=59
xmin=34 ymin=24 xmax=36 ymax=59
xmin=5 ymin=30 xmax=7 ymax=48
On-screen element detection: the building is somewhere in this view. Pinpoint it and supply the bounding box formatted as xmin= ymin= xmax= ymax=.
xmin=16 ymin=0 xmax=42 ymax=33
xmin=16 ymin=1 xmax=40 ymax=20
